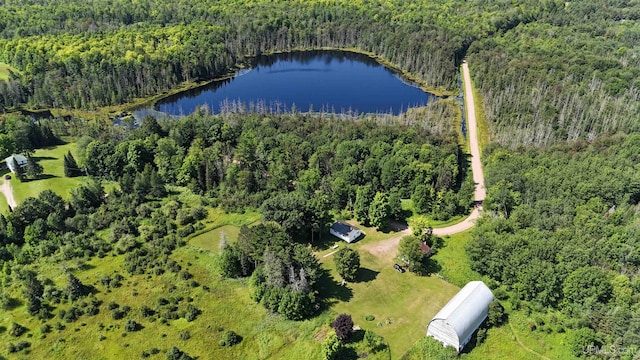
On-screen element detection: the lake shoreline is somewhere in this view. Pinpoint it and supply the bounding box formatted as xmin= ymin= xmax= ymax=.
xmin=35 ymin=47 xmax=454 ymax=120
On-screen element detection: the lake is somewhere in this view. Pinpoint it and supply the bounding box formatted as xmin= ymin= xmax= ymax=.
xmin=134 ymin=50 xmax=436 ymax=118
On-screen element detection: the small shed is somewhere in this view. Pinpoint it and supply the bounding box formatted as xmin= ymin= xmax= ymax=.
xmin=426 ymin=281 xmax=494 ymax=352
xmin=4 ymin=154 xmax=27 ymax=174
xmin=330 ymin=221 xmax=363 ymax=243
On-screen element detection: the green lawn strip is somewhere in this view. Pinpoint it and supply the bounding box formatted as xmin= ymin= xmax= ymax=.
xmin=0 ymin=185 xmax=9 ymax=215
xmin=431 ymin=229 xmax=483 ymax=287
xmin=9 ymin=143 xmax=89 ymax=203
xmin=190 ymin=224 xmax=241 ymax=252
xmin=402 ymin=199 xmax=467 ymax=228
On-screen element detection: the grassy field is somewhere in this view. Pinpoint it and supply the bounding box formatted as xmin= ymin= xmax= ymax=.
xmin=0 ymin=143 xmax=118 ymax=213
xmin=431 ymin=229 xmax=483 ymax=287
xmin=8 ymin=143 xmax=88 ymax=204
xmin=0 ymin=244 xmax=335 ymax=359
xmin=0 ymin=62 xmax=17 ymax=81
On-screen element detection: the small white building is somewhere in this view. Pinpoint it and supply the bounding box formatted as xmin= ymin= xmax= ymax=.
xmin=4 ymin=154 xmax=27 ymax=174
xmin=329 ymin=221 xmax=363 ymax=243
xmin=427 ymin=281 xmax=494 ymax=352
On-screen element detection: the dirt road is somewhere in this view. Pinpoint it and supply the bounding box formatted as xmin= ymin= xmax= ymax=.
xmin=0 ymin=177 xmax=17 ymax=210
xmin=462 ymin=61 xmax=486 ymax=203
xmin=363 ymin=61 xmax=485 ymax=257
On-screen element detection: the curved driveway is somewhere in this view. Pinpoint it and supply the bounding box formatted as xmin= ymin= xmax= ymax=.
xmin=363 ymin=61 xmax=486 ymax=259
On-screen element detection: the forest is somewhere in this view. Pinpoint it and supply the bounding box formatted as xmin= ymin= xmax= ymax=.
xmin=0 ymin=0 xmax=638 ymax=145
xmin=472 ymin=136 xmax=640 ymax=356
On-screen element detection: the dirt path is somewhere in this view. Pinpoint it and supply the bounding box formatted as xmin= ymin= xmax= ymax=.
xmin=0 ymin=177 xmax=17 ymax=210
xmin=364 ymin=61 xmax=485 ymax=257
xmin=462 ymin=61 xmax=486 ymax=203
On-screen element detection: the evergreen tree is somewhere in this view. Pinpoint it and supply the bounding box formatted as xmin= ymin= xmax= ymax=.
xmin=66 ymin=272 xmax=86 ymax=301
xmin=26 ymin=155 xmax=43 ymax=179
xmin=12 ymin=157 xmax=25 ymax=182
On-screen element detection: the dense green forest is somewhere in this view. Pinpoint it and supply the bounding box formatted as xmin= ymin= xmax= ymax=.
xmin=1 ymin=0 xmax=638 ymax=145
xmin=472 ymin=136 xmax=640 ymax=356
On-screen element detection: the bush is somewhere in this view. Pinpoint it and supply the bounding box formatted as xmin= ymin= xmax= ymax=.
xmin=219 ymin=330 xmax=241 ymax=347
xmin=141 ymin=306 xmax=155 ymax=317
xmin=364 ymin=330 xmax=386 ymax=353
xmin=166 ymin=346 xmax=194 ymax=360
xmin=332 ymin=314 xmax=354 ymax=341
xmin=178 ymin=330 xmax=190 ymax=341
xmin=125 ymin=320 xmax=141 ymax=332
xmin=365 ymin=315 xmax=375 ymax=321
xmin=40 ymin=324 xmax=51 ymax=335
xmin=108 ymin=301 xmax=119 ymax=310
xmin=9 ymin=322 xmax=27 ymax=337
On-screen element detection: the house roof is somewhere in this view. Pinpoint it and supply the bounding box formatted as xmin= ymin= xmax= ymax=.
xmin=420 ymin=242 xmax=431 ymax=254
xmin=429 ymin=281 xmax=494 ymax=346
xmin=331 ymin=221 xmax=360 ymax=237
xmin=5 ymin=154 xmax=27 ymax=164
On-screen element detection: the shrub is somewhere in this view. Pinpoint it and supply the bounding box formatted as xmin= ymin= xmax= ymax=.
xmin=125 ymin=320 xmax=140 ymax=332
xmin=40 ymin=324 xmax=51 ymax=335
xmin=111 ymin=309 xmax=127 ymax=320
xmin=364 ymin=330 xmax=386 ymax=353
xmin=219 ymin=330 xmax=241 ymax=347
xmin=178 ymin=330 xmax=190 ymax=341
xmin=141 ymin=306 xmax=155 ymax=317
xmin=108 ymin=301 xmax=119 ymax=310
xmin=365 ymin=315 xmax=375 ymax=321
xmin=332 ymin=314 xmax=354 ymax=341
xmin=9 ymin=322 xmax=27 ymax=337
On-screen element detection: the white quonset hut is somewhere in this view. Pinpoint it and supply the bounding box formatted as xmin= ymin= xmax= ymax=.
xmin=427 ymin=281 xmax=494 ymax=352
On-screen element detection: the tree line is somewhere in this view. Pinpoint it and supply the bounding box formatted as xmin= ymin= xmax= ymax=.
xmin=0 ymin=0 xmax=543 ymax=111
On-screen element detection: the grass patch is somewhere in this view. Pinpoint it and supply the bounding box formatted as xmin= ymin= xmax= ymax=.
xmin=190 ymin=225 xmax=241 ymax=253
xmin=431 ymin=230 xmax=482 ymax=287
xmin=0 ymin=62 xmax=18 ymax=81
xmin=401 ymin=199 xmax=467 ymax=229
xmin=8 ymin=143 xmax=117 ymax=204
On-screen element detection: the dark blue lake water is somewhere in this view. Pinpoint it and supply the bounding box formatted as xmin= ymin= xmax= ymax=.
xmin=137 ymin=51 xmax=436 ymax=117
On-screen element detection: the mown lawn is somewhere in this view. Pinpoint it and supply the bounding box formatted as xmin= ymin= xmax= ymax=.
xmin=3 ymin=142 xmax=118 ymax=209
xmin=9 ymin=143 xmax=88 ymax=203
xmin=320 ymin=249 xmax=460 ymax=359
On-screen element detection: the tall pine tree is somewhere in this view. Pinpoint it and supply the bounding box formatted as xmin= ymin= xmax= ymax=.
xmin=11 ymin=157 xmax=25 ymax=182
xmin=26 ymin=155 xmax=43 ymax=179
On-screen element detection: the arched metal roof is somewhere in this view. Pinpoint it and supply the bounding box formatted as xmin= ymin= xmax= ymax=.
xmin=427 ymin=281 xmax=494 ymax=352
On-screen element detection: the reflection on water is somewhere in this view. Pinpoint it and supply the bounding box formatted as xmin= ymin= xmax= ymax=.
xmin=134 ymin=50 xmax=436 ymax=118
